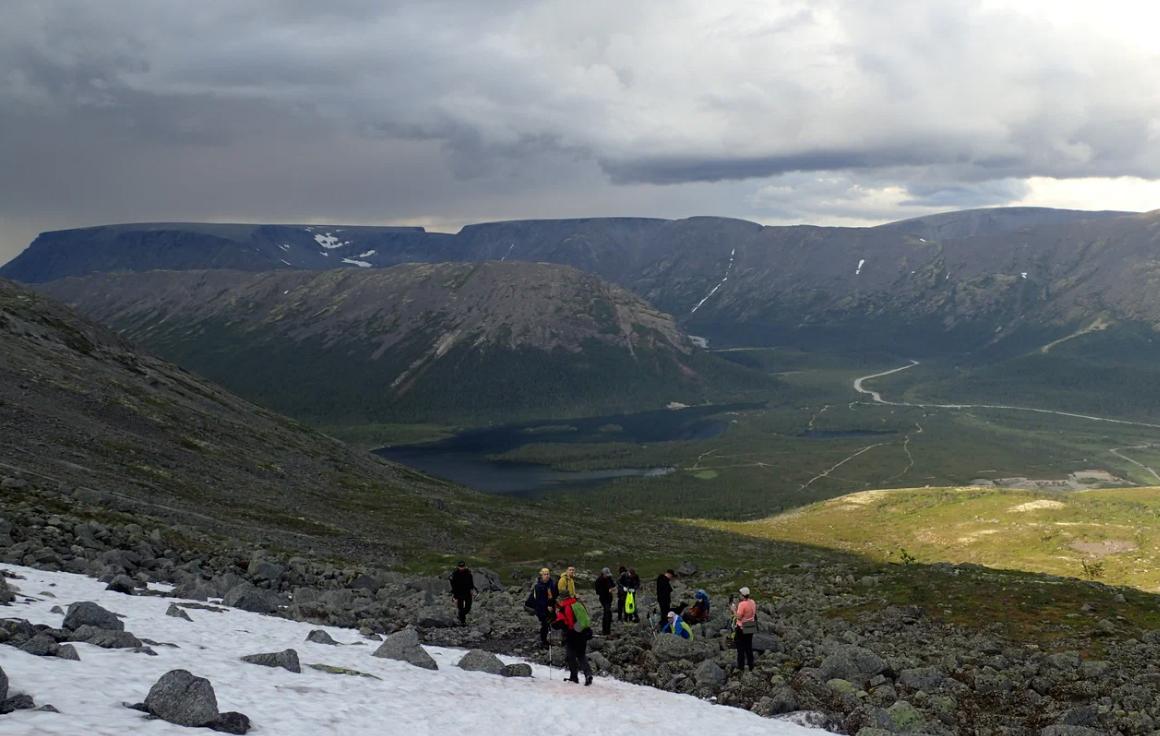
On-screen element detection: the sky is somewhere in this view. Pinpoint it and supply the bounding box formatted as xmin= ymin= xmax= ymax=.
xmin=1 ymin=0 xmax=1159 ymax=265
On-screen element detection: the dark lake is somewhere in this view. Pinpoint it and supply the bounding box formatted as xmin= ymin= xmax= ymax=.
xmin=374 ymin=402 xmax=762 ymax=495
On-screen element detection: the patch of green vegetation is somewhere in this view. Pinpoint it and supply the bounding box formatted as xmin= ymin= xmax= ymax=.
xmin=691 ymin=469 xmax=719 ymax=480
xmin=694 ymin=486 xmax=1160 ymax=592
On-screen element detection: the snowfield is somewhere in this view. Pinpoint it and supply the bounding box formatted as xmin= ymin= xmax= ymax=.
xmin=0 ymin=565 xmax=832 ymax=735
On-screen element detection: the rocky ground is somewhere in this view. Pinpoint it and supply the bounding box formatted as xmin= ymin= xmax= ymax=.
xmin=4 ymin=472 xmax=1160 ymax=735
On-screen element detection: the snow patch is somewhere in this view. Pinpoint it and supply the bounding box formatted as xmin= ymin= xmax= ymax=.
xmin=500 ymin=243 xmax=515 ymax=262
xmin=313 ymin=233 xmax=343 ymax=249
xmin=357 ymin=250 xmax=377 ymax=259
xmin=1010 ymin=499 xmax=1066 ymax=513
xmin=690 ymin=248 xmax=736 ymax=314
xmin=1020 ymin=272 xmax=1028 ymax=279
xmin=278 ymin=243 xmax=290 ymax=251
xmin=279 ymin=259 xmax=292 ymax=266
xmin=0 ymin=564 xmax=832 ymax=736
xmin=341 ymin=258 xmax=372 ymax=268
xmin=855 ymin=258 xmax=866 ymax=276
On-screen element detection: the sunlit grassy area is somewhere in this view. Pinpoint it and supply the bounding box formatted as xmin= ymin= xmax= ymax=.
xmin=691 ymin=486 xmax=1160 ymax=592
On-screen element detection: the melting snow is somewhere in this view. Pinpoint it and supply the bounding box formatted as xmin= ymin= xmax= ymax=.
xmin=341 ymin=258 xmax=373 ymax=268
xmin=313 ymin=233 xmax=343 ymax=249
xmin=855 ymin=259 xmax=866 ymax=276
xmin=500 ymin=243 xmax=516 ymax=262
xmin=1020 ymin=272 xmax=1028 ymax=279
xmin=690 ymin=248 xmax=736 ymax=314
xmin=279 ymin=259 xmax=292 ymax=266
xmin=278 ymin=243 xmax=290 ymax=251
xmin=357 ymin=250 xmax=377 ymax=259
xmin=0 ymin=564 xmax=832 ymax=736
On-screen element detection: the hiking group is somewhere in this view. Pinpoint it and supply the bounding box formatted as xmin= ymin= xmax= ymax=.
xmin=443 ymin=561 xmax=766 ymax=686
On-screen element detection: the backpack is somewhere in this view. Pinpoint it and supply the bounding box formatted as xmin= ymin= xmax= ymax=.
xmin=571 ymin=600 xmax=591 ymax=632
xmin=624 ymin=589 xmax=636 ymax=615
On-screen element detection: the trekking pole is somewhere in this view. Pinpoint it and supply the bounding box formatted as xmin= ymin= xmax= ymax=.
xmin=548 ymin=637 xmax=552 ymax=681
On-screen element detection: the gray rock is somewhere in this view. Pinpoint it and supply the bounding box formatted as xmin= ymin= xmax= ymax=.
xmin=457 ymin=649 xmax=504 ymax=675
xmin=306 ymin=629 xmax=339 ymax=646
xmin=19 ymin=634 xmax=59 ymax=657
xmin=144 ymin=669 xmax=220 ymax=727
xmin=37 ymin=704 xmax=60 ymax=713
xmin=1040 ymin=727 xmax=1105 ymax=736
xmin=501 ymin=663 xmax=533 ymax=678
xmin=247 ymin=558 xmax=285 ymax=585
xmin=106 ymin=575 xmax=136 ymax=595
xmin=652 ymin=633 xmax=701 ymax=661
xmin=56 ymin=644 xmax=80 ymax=661
xmin=372 ymin=628 xmax=438 ymax=670
xmin=751 ymin=632 xmax=780 ymax=652
xmin=818 ymin=645 xmax=890 ymax=686
xmin=415 ymin=606 xmax=458 ymax=628
xmin=166 ymin=604 xmax=193 ymax=621
xmin=69 ymin=625 xmax=142 ymax=649
xmin=223 ymin=583 xmax=280 ymax=614
xmin=694 ymin=660 xmax=726 ymax=687
xmin=0 ymin=663 xmax=7 ymax=701
xmin=897 ymin=666 xmax=946 ymax=692
xmin=0 ymin=694 xmax=35 ymax=714
xmin=241 ymin=649 xmax=301 ymax=673
xmin=63 ymin=601 xmax=123 ymax=631
xmin=885 ymin=700 xmax=926 ymax=732
xmin=0 ymin=578 xmax=13 ymax=605
xmin=212 ymin=711 xmax=251 ymax=734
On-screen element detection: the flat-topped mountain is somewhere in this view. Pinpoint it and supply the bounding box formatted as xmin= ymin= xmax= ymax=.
xmin=38 ymin=262 xmax=771 ymax=425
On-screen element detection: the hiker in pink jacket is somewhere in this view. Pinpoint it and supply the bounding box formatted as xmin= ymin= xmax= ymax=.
xmin=731 ymin=586 xmax=757 ymax=671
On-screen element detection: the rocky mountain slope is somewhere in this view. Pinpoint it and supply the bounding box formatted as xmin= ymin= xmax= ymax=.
xmin=3 ymin=207 xmax=1147 ymax=356
xmin=37 ymin=262 xmax=772 ymax=424
xmin=0 ymin=275 xmax=501 ymax=563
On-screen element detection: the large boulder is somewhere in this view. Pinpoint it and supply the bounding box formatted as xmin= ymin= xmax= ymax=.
xmin=415 ymin=606 xmax=457 ymax=629
xmin=241 ymin=649 xmax=300 ymax=674
xmin=63 ymin=601 xmax=123 ymax=631
xmin=501 ymin=663 xmax=533 ymax=678
xmin=223 ymin=583 xmax=280 ymax=614
xmin=694 ymin=660 xmax=726 ymax=687
xmin=0 ymin=577 xmax=14 ymax=605
xmin=106 ymin=575 xmax=137 ymax=595
xmin=372 ymin=628 xmax=438 ymax=670
xmin=70 ymin=625 xmax=142 ymax=649
xmin=474 ymin=568 xmax=505 ymax=593
xmin=818 ymin=645 xmax=890 ymax=686
xmin=144 ymin=669 xmax=219 ymax=727
xmin=246 ymin=558 xmax=285 ymax=586
xmin=305 ymin=630 xmax=339 ymax=646
xmin=651 ymin=633 xmax=702 ymax=662
xmin=457 ymin=649 xmax=504 ymax=675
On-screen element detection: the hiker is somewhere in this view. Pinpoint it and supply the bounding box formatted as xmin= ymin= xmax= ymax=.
xmin=623 ymin=567 xmax=641 ymax=622
xmin=655 ymin=569 xmax=676 ymax=618
xmin=558 ymin=565 xmax=577 ymax=599
xmin=684 ymin=589 xmax=711 ymax=625
xmin=616 ymin=566 xmax=629 ymax=621
xmin=660 ymin=610 xmax=693 ymax=639
xmin=594 ymin=567 xmax=615 ymax=635
xmin=448 ymin=560 xmax=477 ymax=626
xmin=731 ymin=586 xmax=757 ymax=671
xmin=530 ymin=567 xmax=558 ymax=647
xmin=553 ymin=595 xmax=594 ymax=686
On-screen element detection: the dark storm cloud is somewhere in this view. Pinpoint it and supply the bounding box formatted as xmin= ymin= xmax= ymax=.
xmin=1 ymin=0 xmax=1158 ymax=263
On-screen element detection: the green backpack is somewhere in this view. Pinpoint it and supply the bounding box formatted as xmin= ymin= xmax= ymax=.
xmin=624 ymin=590 xmax=636 ymax=615
xmin=571 ymin=600 xmax=591 ymax=631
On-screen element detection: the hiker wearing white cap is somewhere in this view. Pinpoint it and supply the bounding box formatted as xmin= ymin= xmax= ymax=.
xmin=730 ymin=586 xmax=757 ymax=671
xmin=594 ymin=567 xmax=616 ymax=635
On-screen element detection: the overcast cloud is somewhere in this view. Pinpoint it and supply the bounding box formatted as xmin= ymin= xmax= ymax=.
xmin=1 ymin=0 xmax=1159 ymax=264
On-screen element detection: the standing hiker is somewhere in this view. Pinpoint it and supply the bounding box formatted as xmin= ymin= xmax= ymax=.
xmin=624 ymin=567 xmax=641 ymax=622
xmin=553 ymin=595 xmax=594 ymax=686
xmin=655 ymin=569 xmax=676 ymax=619
xmin=731 ymin=586 xmax=757 ymax=672
xmin=449 ymin=561 xmax=477 ymax=626
xmin=529 ymin=567 xmax=558 ymax=647
xmin=558 ymin=565 xmax=577 ymax=600
xmin=616 ymin=566 xmax=629 ymax=621
xmin=594 ymin=567 xmax=615 ymax=635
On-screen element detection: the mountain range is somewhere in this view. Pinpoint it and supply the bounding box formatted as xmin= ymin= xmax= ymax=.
xmin=35 ymin=262 xmax=771 ymax=425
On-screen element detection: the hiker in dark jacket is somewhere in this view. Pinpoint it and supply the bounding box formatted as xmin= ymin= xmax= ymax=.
xmin=531 ymin=567 xmax=558 ymax=646
xmin=624 ymin=567 xmax=641 ymax=622
xmin=449 ymin=561 xmax=477 ymax=626
xmin=616 ymin=566 xmax=629 ymax=621
xmin=655 ymin=569 xmax=676 ymax=619
xmin=594 ymin=567 xmax=615 ymax=635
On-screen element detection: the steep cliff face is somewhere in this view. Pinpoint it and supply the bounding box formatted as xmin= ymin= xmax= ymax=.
xmin=38 ymin=262 xmax=772 ymax=424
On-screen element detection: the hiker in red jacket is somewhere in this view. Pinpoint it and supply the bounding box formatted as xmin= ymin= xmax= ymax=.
xmin=553 ymin=596 xmax=594 ymax=685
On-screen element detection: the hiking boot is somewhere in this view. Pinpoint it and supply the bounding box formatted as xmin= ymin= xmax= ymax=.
xmin=584 ymin=675 xmax=593 ymax=686
xmin=566 ymin=676 xmax=579 ymax=683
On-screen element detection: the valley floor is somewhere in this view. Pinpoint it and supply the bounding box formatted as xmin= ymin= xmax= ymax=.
xmin=0 ymin=565 xmax=832 ymax=736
